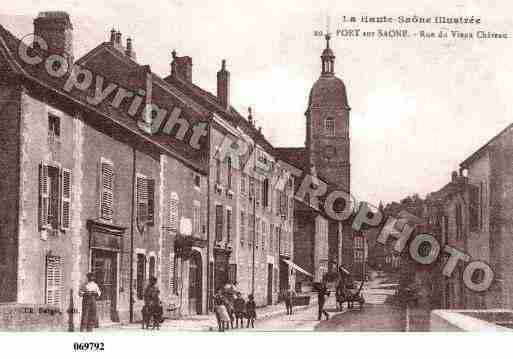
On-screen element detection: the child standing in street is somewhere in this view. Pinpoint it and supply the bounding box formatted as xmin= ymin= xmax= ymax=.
xmin=246 ymin=294 xmax=256 ymax=328
xmin=233 ymin=292 xmax=246 ymax=328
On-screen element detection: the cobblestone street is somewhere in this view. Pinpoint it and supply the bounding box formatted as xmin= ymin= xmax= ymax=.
xmin=99 ymin=271 xmax=430 ymax=332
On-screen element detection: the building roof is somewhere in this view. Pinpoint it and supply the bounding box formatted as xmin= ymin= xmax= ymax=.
xmin=0 ymin=24 xmax=210 ymax=173
xmin=163 ymin=72 xmax=276 ymax=155
xmin=308 ymin=75 xmax=349 ymax=111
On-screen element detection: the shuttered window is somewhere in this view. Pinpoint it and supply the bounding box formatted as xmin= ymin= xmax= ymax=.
xmin=39 ymin=163 xmax=72 ymax=231
xmin=270 ymin=224 xmax=274 ymax=254
xmin=193 ymin=202 xmax=201 ymax=236
xmin=169 ymin=252 xmax=177 ymax=294
xmin=147 ymin=179 xmax=155 ymax=226
xmin=100 ymin=160 xmax=114 ymax=221
xmin=45 ymin=255 xmax=63 ymax=307
xmin=169 ymin=193 xmax=179 ymax=232
xmin=240 ymin=173 xmax=247 ymax=195
xmin=226 ymin=208 xmax=232 ymax=244
xmin=240 ymin=211 xmax=245 ymax=246
xmin=136 ymin=254 xmax=146 ymax=299
xmin=39 ymin=163 xmax=49 ymax=230
xmin=136 ymin=176 xmax=148 ymax=224
xmin=255 ymin=218 xmax=260 ymax=249
xmin=262 ymin=220 xmax=267 ymax=250
xmin=227 ymin=158 xmax=232 ymax=189
xmin=61 ymin=168 xmax=72 ymax=230
xmin=215 ymin=205 xmax=223 ymax=244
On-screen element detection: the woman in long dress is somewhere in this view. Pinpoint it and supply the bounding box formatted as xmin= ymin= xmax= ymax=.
xmin=79 ymin=272 xmax=101 ymax=332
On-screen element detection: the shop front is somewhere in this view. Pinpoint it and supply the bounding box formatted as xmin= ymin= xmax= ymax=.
xmin=87 ymin=220 xmax=126 ymax=323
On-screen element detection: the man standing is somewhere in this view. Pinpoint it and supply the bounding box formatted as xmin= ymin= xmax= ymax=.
xmin=317 ymin=281 xmax=330 ymax=321
xmin=283 ymin=287 xmax=295 ymax=315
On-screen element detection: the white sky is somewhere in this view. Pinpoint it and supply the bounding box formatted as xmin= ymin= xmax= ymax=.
xmin=2 ymin=0 xmax=513 ymax=205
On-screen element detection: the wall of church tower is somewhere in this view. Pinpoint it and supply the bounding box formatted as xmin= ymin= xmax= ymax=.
xmin=308 ymin=106 xmax=350 ymax=192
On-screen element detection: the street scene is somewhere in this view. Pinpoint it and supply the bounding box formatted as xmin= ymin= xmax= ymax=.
xmin=0 ymin=1 xmax=513 ymax=338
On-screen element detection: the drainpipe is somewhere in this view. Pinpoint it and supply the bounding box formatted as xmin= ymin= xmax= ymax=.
xmin=206 ymin=120 xmax=212 ymax=312
xmin=252 ymin=191 xmax=256 ymax=295
xmin=129 ymin=148 xmax=136 ymax=322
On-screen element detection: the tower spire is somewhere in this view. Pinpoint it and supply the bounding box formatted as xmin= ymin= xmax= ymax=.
xmin=321 ymin=15 xmax=335 ymax=75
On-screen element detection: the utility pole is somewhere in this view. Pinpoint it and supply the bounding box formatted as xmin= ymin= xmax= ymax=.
xmin=251 ymin=178 xmax=256 ymax=295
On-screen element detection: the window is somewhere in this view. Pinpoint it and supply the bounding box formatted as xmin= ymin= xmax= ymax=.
xmin=215 ymin=205 xmax=223 ymax=244
xmin=226 ymin=208 xmax=232 ymax=244
xmin=48 ymin=114 xmax=60 ymax=138
xmin=469 ymin=186 xmax=479 ymax=232
xmin=136 ymin=175 xmax=155 ymax=227
xmin=241 ymin=173 xmax=247 ymax=196
xmin=227 ymin=158 xmax=232 ymax=189
xmin=240 ymin=211 xmax=246 ymax=246
xmin=249 ymin=178 xmax=255 ymax=199
xmin=193 ymin=202 xmax=201 ymax=236
xmin=216 ymin=158 xmax=221 ymax=184
xmin=270 ymin=223 xmax=274 ymax=253
xmin=263 ymin=178 xmax=269 ymax=207
xmin=255 ymin=218 xmax=260 ymax=249
xmin=480 ymin=181 xmax=486 ymax=231
xmin=325 ymin=118 xmax=335 ymax=136
xmin=136 ymin=254 xmax=146 ymax=299
xmin=249 ymin=214 xmax=255 ymax=246
xmin=39 ymin=163 xmax=72 ymax=231
xmin=149 ymin=256 xmax=156 ymax=280
xmin=100 ymin=160 xmax=114 ymax=221
xmin=256 ymin=180 xmax=261 ymax=204
xmin=455 ymin=203 xmax=463 ymax=241
xmin=228 ymin=264 xmax=237 ymax=284
xmin=169 ymin=252 xmax=176 ymax=294
xmin=194 ymin=174 xmax=201 ymax=189
xmin=444 ymin=216 xmax=449 ymax=243
xmin=45 ymin=255 xmax=63 ymax=307
xmin=262 ymin=221 xmax=267 ymax=250
xmin=169 ymin=193 xmax=179 ymax=232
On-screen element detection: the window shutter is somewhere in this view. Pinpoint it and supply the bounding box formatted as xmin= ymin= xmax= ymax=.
xmin=136 ymin=176 xmax=148 ymax=224
xmin=147 ymin=179 xmax=155 ymax=226
xmin=46 ymin=255 xmax=63 ymax=307
xmin=100 ymin=161 xmax=114 ymax=221
xmin=169 ymin=193 xmax=179 ymax=231
xmin=60 ymin=168 xmax=72 ymax=230
xmin=215 ymin=205 xmax=223 ymax=244
xmin=169 ymin=253 xmax=175 ymax=293
xmin=39 ymin=163 xmax=49 ymax=230
xmin=226 ymin=209 xmax=232 ymax=244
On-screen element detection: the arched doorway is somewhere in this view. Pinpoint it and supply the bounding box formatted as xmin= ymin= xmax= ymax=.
xmin=188 ymin=250 xmax=203 ymax=315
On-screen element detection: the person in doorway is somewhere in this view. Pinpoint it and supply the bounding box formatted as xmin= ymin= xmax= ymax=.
xmin=283 ymin=287 xmax=295 ymax=315
xmin=246 ymin=294 xmax=256 ymax=328
xmin=317 ymin=280 xmax=330 ymax=321
xmin=233 ymin=292 xmax=246 ymax=328
xmin=79 ymin=272 xmax=101 ymax=332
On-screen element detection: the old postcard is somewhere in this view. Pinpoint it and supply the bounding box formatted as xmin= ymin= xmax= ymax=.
xmin=0 ymin=0 xmax=512 ymax=356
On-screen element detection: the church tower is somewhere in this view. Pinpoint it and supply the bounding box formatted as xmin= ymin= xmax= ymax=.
xmin=305 ymin=33 xmax=350 ymax=193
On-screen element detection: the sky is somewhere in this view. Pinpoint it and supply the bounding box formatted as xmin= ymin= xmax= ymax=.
xmin=2 ymin=0 xmax=513 ymax=205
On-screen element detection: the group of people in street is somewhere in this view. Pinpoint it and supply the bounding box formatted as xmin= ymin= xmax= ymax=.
xmin=213 ymin=283 xmax=256 ymax=331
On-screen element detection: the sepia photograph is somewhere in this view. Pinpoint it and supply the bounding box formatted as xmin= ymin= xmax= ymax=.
xmin=0 ymin=0 xmax=512 ymax=356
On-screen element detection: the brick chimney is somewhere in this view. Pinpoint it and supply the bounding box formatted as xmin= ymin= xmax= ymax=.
xmin=34 ymin=11 xmax=73 ymax=63
xmin=171 ymin=50 xmax=192 ymax=82
xmin=125 ymin=37 xmax=136 ymax=60
xmin=217 ymin=59 xmax=230 ymax=109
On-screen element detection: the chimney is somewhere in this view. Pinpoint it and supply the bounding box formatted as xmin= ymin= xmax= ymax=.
xmin=171 ymin=50 xmax=192 ymax=82
xmin=125 ymin=37 xmax=136 ymax=59
xmin=34 ymin=11 xmax=73 ymax=63
xmin=217 ymin=59 xmax=230 ymax=109
xmin=451 ymin=170 xmax=458 ymax=183
xmin=110 ymin=28 xmax=116 ymax=44
xmin=248 ymin=107 xmax=253 ymax=125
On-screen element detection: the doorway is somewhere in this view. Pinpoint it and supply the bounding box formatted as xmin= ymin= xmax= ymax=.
xmin=188 ymin=251 xmax=203 ymax=315
xmin=91 ymin=249 xmax=118 ymax=322
xmin=267 ymin=263 xmax=273 ymax=305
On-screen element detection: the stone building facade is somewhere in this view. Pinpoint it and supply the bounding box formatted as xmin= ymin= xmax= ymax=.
xmin=0 ymin=12 xmax=210 ymax=329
